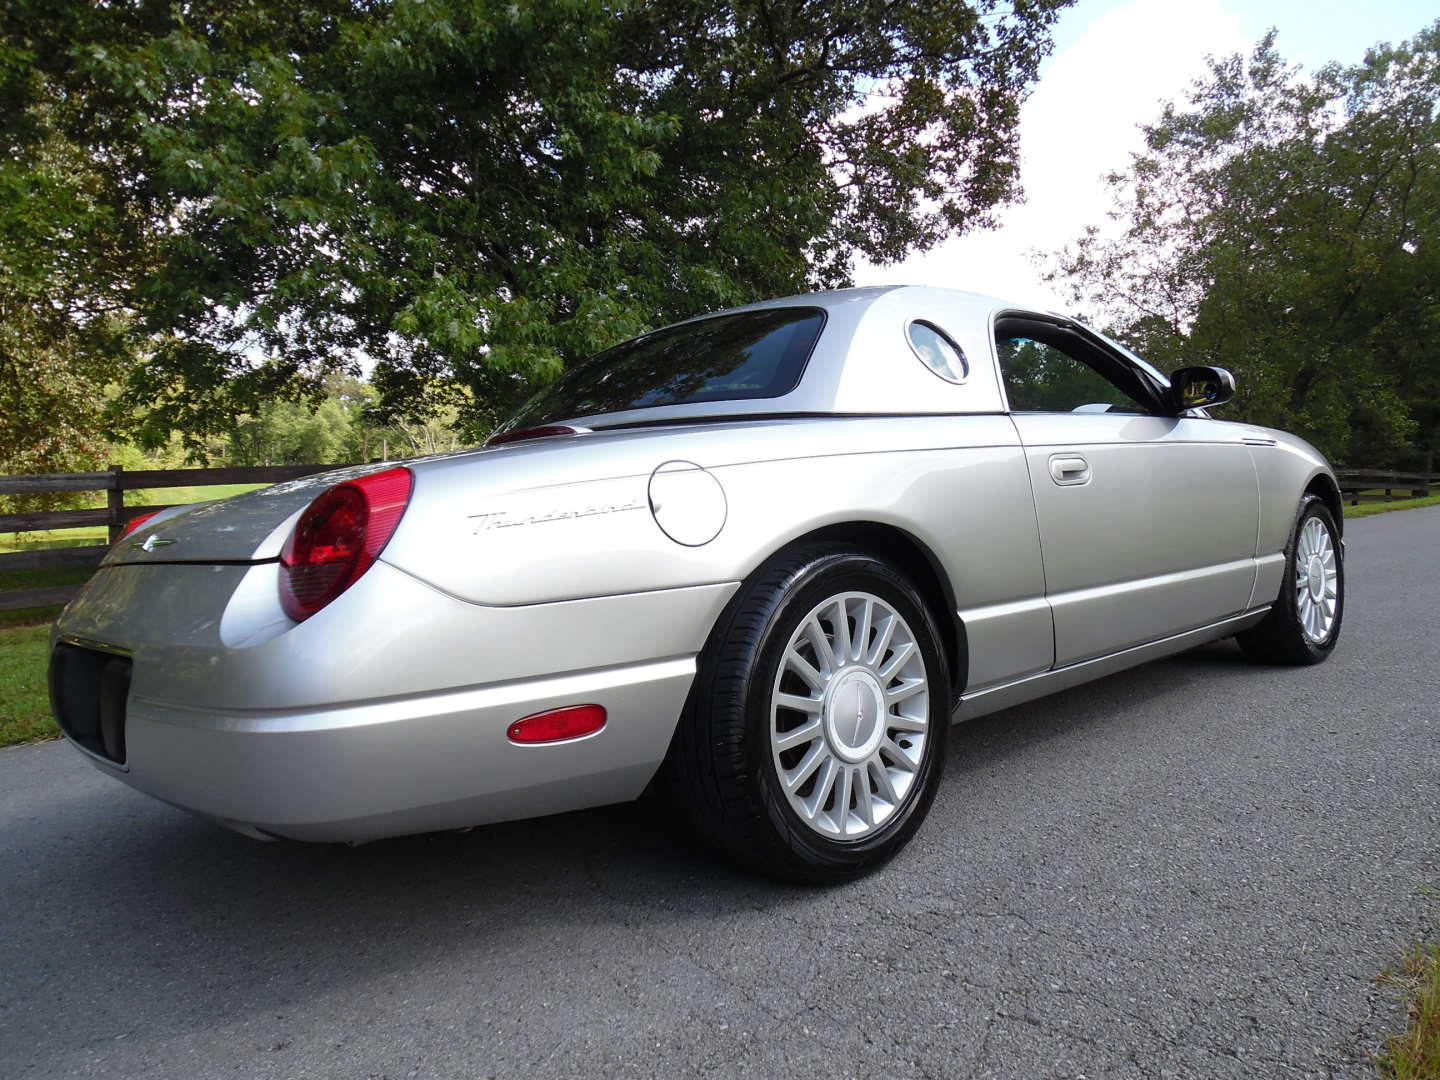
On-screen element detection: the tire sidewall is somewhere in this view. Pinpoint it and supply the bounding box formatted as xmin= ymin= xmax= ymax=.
xmin=738 ymin=552 xmax=950 ymax=875
xmin=1279 ymin=496 xmax=1345 ymax=660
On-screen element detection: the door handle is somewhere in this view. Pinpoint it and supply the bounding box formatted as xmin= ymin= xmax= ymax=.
xmin=1048 ymin=454 xmax=1091 ymax=486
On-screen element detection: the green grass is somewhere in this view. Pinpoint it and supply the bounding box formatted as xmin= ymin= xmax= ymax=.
xmin=0 ymin=624 xmax=58 ymax=747
xmin=127 ymin=482 xmax=263 ymax=506
xmin=1379 ymin=943 xmax=1440 ymax=1078
xmin=0 ymin=529 xmax=108 ymax=554
xmin=1347 ymin=494 xmax=1440 ymax=518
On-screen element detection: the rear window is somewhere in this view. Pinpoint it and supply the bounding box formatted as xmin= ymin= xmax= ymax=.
xmin=505 ymin=307 xmax=825 ymax=428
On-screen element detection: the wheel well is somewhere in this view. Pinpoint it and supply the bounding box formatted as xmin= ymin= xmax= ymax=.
xmin=770 ymin=522 xmax=967 ymax=699
xmin=1306 ymin=474 xmax=1343 ymax=536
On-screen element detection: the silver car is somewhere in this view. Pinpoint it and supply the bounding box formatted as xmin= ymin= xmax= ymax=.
xmin=50 ymin=286 xmax=1344 ymax=882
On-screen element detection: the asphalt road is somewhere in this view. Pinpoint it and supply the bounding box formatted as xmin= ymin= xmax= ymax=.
xmin=3 ymin=507 xmax=1438 ymax=1079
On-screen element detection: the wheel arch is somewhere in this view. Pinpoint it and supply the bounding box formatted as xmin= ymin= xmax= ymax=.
xmin=743 ymin=521 xmax=967 ymax=702
xmin=1304 ymin=472 xmax=1344 ymax=537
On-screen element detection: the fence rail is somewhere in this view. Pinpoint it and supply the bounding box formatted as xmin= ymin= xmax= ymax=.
xmin=1334 ymin=468 xmax=1440 ymax=505
xmin=0 ymin=462 xmax=352 ymax=613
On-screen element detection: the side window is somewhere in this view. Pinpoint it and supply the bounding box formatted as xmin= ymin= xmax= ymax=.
xmin=994 ymin=321 xmax=1152 ymax=414
xmin=906 ymin=320 xmax=968 ymax=383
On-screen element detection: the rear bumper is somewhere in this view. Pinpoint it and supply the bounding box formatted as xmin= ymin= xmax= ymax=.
xmin=54 ymin=560 xmax=736 ymax=841
xmin=73 ymin=654 xmax=696 ymax=842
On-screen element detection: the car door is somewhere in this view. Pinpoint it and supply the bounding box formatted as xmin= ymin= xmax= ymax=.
xmin=994 ymin=314 xmax=1259 ymax=667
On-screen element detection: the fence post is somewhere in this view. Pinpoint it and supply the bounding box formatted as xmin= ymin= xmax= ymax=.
xmin=106 ymin=464 xmax=125 ymax=544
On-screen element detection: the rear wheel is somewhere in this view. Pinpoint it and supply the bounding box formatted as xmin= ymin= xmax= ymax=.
xmin=667 ymin=546 xmax=950 ymax=884
xmin=1237 ymin=494 xmax=1344 ymax=664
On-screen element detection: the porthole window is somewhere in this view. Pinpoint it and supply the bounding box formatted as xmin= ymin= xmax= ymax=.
xmin=906 ymin=321 xmax=968 ymax=383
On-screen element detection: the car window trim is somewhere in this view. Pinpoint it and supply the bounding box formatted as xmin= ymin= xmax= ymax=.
xmin=990 ymin=309 xmax=1171 ymax=416
xmin=593 ymin=409 xmax=1010 ymax=432
xmin=507 ymin=305 xmax=830 ymax=430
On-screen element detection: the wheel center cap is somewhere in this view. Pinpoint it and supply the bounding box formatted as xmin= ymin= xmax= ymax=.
xmin=1307 ymin=556 xmax=1325 ymax=600
xmin=824 ymin=668 xmax=886 ymax=764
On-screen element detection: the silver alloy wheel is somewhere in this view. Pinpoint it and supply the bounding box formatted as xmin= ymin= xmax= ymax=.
xmin=769 ymin=590 xmax=929 ymax=841
xmin=1295 ymin=516 xmax=1340 ymax=643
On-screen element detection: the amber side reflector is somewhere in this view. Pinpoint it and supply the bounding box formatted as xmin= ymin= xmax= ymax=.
xmin=507 ymin=704 xmax=607 ymax=744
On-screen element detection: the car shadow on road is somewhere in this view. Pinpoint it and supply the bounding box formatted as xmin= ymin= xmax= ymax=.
xmin=946 ymin=636 xmax=1270 ymax=770
xmin=3 ymin=637 xmax=1274 ymax=1061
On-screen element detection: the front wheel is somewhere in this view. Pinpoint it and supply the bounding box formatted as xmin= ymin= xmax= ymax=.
xmin=667 ymin=547 xmax=951 ymax=884
xmin=1237 ymin=494 xmax=1344 ymax=665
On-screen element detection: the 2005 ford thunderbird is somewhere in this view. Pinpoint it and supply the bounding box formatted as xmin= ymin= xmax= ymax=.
xmin=51 ymin=286 xmax=1344 ymax=882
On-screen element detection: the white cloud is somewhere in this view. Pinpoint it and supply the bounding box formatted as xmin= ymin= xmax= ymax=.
xmin=853 ymin=0 xmax=1249 ymax=312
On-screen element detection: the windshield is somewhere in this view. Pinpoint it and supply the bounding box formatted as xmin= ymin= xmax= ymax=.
xmin=505 ymin=306 xmax=826 ymax=429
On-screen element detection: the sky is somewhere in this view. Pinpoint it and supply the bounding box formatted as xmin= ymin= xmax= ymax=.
xmin=851 ymin=0 xmax=1438 ymax=311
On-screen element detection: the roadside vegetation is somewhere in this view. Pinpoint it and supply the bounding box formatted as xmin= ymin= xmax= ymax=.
xmin=1379 ymin=943 xmax=1440 ymax=1079
xmin=0 ymin=624 xmax=56 ymax=747
xmin=1347 ymin=495 xmax=1440 ymax=519
xmin=1047 ymin=25 xmax=1440 ymax=475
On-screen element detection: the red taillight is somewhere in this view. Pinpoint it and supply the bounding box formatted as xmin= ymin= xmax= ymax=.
xmin=120 ymin=510 xmax=163 ymax=539
xmin=485 ymin=424 xmax=589 ymax=447
xmin=279 ymin=466 xmax=413 ymax=622
xmin=507 ymin=705 xmax=607 ymax=744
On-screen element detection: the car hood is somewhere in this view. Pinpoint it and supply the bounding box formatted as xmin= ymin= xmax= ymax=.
xmin=102 ymin=463 xmax=402 ymax=567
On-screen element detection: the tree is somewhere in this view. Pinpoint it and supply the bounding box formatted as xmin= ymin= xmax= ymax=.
xmin=8 ymin=0 xmax=1073 ymax=445
xmin=0 ymin=98 xmax=147 ymax=505
xmin=1047 ymin=25 xmax=1440 ymax=467
xmin=215 ymin=373 xmax=467 ymax=465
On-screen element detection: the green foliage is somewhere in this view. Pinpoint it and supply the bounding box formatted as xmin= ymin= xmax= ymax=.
xmin=227 ymin=397 xmax=356 ymax=468
xmin=0 ymin=624 xmax=58 ymax=746
xmin=999 ymin=338 xmax=1134 ymax=412
xmin=6 ymin=0 xmax=1072 ymax=445
xmin=1048 ymin=24 xmax=1440 ymax=467
xmin=0 ymin=121 xmax=141 ymax=508
xmin=1345 ymin=493 xmax=1440 ymax=518
xmin=1379 ymin=942 xmax=1440 ymax=1079
xmin=218 ymin=374 xmax=468 ymax=465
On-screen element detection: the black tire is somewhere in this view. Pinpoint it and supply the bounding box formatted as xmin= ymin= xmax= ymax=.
xmin=666 ymin=545 xmax=951 ymax=884
xmin=1236 ymin=494 xmax=1344 ymax=665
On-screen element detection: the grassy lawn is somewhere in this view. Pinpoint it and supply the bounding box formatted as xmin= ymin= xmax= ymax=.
xmin=1378 ymin=943 xmax=1440 ymax=1078
xmin=127 ymin=482 xmax=263 ymax=506
xmin=0 ymin=624 xmax=58 ymax=747
xmin=0 ymin=527 xmax=109 ymax=555
xmin=1347 ymin=494 xmax=1440 ymax=519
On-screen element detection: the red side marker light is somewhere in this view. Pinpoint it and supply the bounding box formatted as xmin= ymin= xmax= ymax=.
xmin=120 ymin=510 xmax=163 ymax=539
xmin=507 ymin=704 xmax=607 ymax=744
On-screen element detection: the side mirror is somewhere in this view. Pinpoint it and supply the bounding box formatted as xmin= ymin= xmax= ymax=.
xmin=1168 ymin=366 xmax=1235 ymax=412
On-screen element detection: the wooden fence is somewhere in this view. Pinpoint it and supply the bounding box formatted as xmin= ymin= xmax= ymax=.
xmin=2 ymin=461 xmax=1436 ymax=615
xmin=0 ymin=463 xmax=351 ymax=612
xmin=1335 ymin=468 xmax=1440 ymax=506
